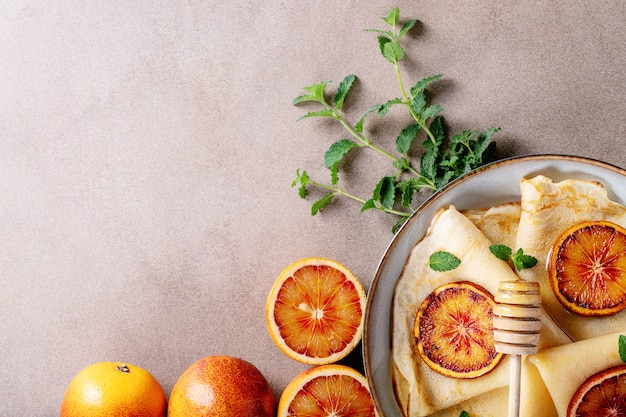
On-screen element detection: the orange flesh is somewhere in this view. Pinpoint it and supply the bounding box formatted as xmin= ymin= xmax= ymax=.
xmin=288 ymin=374 xmax=376 ymax=416
xmin=417 ymin=283 xmax=501 ymax=377
xmin=273 ymin=265 xmax=363 ymax=359
xmin=569 ymin=365 xmax=626 ymax=417
xmin=554 ymin=223 xmax=626 ymax=314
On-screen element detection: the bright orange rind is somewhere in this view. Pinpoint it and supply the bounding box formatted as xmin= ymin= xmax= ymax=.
xmin=60 ymin=362 xmax=167 ymax=417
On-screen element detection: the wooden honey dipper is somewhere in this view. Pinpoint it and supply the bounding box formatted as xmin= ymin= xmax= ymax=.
xmin=493 ymin=280 xmax=542 ymax=417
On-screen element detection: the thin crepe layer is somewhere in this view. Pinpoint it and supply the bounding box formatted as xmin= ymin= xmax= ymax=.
xmin=524 ymin=332 xmax=625 ymax=417
xmin=516 ymin=175 xmax=626 ymax=340
xmin=392 ymin=205 xmax=569 ymax=416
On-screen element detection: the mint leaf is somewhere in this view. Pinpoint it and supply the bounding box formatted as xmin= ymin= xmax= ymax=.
xmin=420 ymin=149 xmax=438 ymax=180
xmin=393 ymin=157 xmax=411 ymax=171
xmin=382 ymin=6 xmax=400 ymax=26
xmin=311 ymin=193 xmax=334 ymax=215
xmin=399 ymin=19 xmax=417 ymax=37
xmin=411 ymin=74 xmax=444 ymax=96
xmin=459 ymin=412 xmax=470 ymax=417
xmin=360 ymin=198 xmax=376 ymax=212
xmin=474 ymin=126 xmax=500 ymax=162
xmin=334 ymin=74 xmax=356 ymax=110
xmin=296 ymin=109 xmax=334 ymax=121
xmin=619 ymin=335 xmax=626 ymax=363
xmin=489 ymin=244 xmax=538 ymax=271
xmin=429 ymin=251 xmax=461 ymax=272
xmin=373 ymin=176 xmax=396 ymax=209
xmin=421 ymin=104 xmax=444 ymax=120
xmin=490 ymin=244 xmax=513 ymax=262
xmin=324 ymin=139 xmax=358 ymax=168
xmin=293 ymin=81 xmax=329 ymax=104
xmin=411 ymin=90 xmax=427 ymax=116
xmin=292 ymin=169 xmax=309 ymax=198
xmin=377 ymin=36 xmax=391 ymax=57
xmin=392 ymin=216 xmax=409 ymax=234
xmin=428 ymin=116 xmax=445 ymax=148
xmin=397 ymin=179 xmax=417 ymax=209
xmin=382 ymin=41 xmax=404 ymax=64
xmin=355 ymin=104 xmax=379 ymax=133
xmin=396 ymin=123 xmax=421 ymax=154
xmin=512 ymin=248 xmax=538 ymax=271
xmin=376 ymin=98 xmax=403 ymax=117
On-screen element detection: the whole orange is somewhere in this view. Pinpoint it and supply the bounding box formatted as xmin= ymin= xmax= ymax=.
xmin=168 ymin=355 xmax=275 ymax=417
xmin=60 ymin=362 xmax=167 ymax=417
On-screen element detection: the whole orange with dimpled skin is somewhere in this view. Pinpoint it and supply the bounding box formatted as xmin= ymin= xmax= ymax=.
xmin=167 ymin=355 xmax=275 ymax=417
xmin=60 ymin=362 xmax=167 ymax=417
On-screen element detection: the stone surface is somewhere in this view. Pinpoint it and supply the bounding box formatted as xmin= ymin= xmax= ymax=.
xmin=1 ymin=1 xmax=625 ymax=414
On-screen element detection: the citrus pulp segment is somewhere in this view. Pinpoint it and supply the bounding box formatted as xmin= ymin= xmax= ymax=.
xmin=414 ymin=281 xmax=503 ymax=379
xmin=266 ymin=257 xmax=366 ymax=365
xmin=277 ymin=364 xmax=378 ymax=417
xmin=567 ymin=364 xmax=626 ymax=417
xmin=548 ymin=221 xmax=626 ymax=316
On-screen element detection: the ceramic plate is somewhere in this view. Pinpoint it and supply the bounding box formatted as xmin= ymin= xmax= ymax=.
xmin=362 ymin=154 xmax=626 ymax=416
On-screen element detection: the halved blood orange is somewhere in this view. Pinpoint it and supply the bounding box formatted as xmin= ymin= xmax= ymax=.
xmin=567 ymin=364 xmax=626 ymax=417
xmin=277 ymin=364 xmax=378 ymax=417
xmin=414 ymin=281 xmax=503 ymax=378
xmin=548 ymin=221 xmax=626 ymax=316
xmin=266 ymin=258 xmax=366 ymax=365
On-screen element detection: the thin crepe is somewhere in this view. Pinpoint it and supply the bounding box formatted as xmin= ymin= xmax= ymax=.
xmin=515 ymin=175 xmax=626 ymax=340
xmin=522 ymin=332 xmax=625 ymax=417
xmin=392 ymin=205 xmax=570 ymax=416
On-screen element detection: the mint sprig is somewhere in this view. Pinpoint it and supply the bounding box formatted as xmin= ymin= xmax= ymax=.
xmin=619 ymin=335 xmax=626 ymax=363
xmin=489 ymin=244 xmax=538 ymax=271
xmin=293 ymin=6 xmax=499 ymax=233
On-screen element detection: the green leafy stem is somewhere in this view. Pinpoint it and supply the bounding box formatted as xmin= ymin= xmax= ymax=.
xmin=293 ymin=7 xmax=500 ymax=233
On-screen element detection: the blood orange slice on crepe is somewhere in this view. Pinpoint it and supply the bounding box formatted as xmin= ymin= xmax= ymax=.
xmin=415 ymin=281 xmax=503 ymax=379
xmin=548 ymin=221 xmax=626 ymax=317
xmin=567 ymin=364 xmax=626 ymax=417
xmin=515 ymin=175 xmax=626 ymax=340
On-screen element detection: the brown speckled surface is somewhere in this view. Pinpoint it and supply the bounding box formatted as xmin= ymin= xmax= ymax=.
xmin=1 ymin=1 xmax=625 ymax=415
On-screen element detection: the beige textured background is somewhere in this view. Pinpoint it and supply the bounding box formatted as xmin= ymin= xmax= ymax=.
xmin=1 ymin=1 xmax=625 ymax=415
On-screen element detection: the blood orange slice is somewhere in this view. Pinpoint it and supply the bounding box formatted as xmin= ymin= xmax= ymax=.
xmin=548 ymin=221 xmax=626 ymax=316
xmin=567 ymin=364 xmax=626 ymax=417
xmin=277 ymin=364 xmax=378 ymax=417
xmin=266 ymin=258 xmax=366 ymax=365
xmin=414 ymin=281 xmax=503 ymax=378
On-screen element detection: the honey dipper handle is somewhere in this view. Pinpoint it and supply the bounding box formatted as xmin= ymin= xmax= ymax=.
xmin=508 ymin=355 xmax=521 ymax=417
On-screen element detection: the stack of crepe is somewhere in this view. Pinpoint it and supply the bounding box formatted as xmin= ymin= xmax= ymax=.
xmin=392 ymin=175 xmax=626 ymax=417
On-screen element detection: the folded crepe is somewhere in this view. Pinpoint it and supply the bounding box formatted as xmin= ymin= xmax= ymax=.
xmin=392 ymin=205 xmax=570 ymax=417
xmin=462 ymin=202 xmax=521 ymax=250
xmin=521 ymin=332 xmax=625 ymax=417
xmin=515 ymin=175 xmax=626 ymax=340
